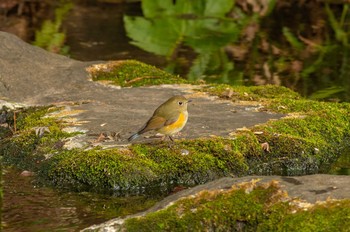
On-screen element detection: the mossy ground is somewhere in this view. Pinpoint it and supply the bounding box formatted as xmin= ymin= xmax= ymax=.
xmin=86 ymin=60 xmax=195 ymax=87
xmin=121 ymin=181 xmax=350 ymax=232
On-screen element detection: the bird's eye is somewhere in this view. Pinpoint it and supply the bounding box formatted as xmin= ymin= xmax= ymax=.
xmin=178 ymin=101 xmax=183 ymax=106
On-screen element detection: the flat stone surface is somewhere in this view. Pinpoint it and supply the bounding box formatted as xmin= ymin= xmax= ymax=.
xmin=0 ymin=31 xmax=283 ymax=144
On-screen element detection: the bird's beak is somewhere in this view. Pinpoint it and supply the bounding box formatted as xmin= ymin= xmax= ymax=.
xmin=187 ymin=99 xmax=192 ymax=103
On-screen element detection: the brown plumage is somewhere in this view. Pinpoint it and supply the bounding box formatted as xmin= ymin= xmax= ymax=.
xmin=128 ymin=95 xmax=190 ymax=141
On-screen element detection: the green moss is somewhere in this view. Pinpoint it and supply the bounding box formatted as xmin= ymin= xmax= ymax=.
xmin=42 ymin=137 xmax=252 ymax=193
xmin=124 ymin=181 xmax=281 ymax=231
xmin=41 ymin=148 xmax=160 ymax=192
xmin=328 ymin=146 xmax=350 ymax=175
xmin=0 ymin=107 xmax=74 ymax=171
xmin=202 ymin=84 xmax=301 ymax=102
xmin=202 ymin=84 xmax=350 ymax=175
xmin=122 ymin=181 xmax=350 ymax=231
xmin=260 ymin=200 xmax=350 ymax=231
xmin=248 ymin=112 xmax=349 ymax=175
xmin=15 ymin=106 xmax=59 ymax=130
xmin=203 ymin=83 xmax=350 ymax=114
xmin=87 ymin=60 xmax=194 ymax=87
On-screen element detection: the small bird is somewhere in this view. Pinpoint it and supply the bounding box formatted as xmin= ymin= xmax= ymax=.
xmin=128 ymin=95 xmax=191 ymax=142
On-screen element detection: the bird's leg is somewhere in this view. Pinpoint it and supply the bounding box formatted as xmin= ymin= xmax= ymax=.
xmin=167 ymin=136 xmax=175 ymax=148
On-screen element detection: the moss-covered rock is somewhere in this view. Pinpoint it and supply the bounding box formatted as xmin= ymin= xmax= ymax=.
xmin=1 ymin=84 xmax=349 ymax=195
xmin=202 ymin=84 xmax=301 ymax=102
xmin=86 ymin=60 xmax=193 ymax=87
xmin=0 ymin=106 xmax=75 ymax=171
xmin=327 ymin=145 xmax=350 ymax=175
xmin=42 ymin=137 xmax=251 ymax=193
xmin=85 ymin=180 xmax=350 ymax=231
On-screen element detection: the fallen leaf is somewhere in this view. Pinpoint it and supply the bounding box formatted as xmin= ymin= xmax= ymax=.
xmin=261 ymin=142 xmax=270 ymax=152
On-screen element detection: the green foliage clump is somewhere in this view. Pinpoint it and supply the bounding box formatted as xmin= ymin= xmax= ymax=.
xmin=32 ymin=1 xmax=73 ymax=55
xmin=88 ymin=60 xmax=191 ymax=87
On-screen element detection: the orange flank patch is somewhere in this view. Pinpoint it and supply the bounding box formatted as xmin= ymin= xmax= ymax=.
xmin=158 ymin=112 xmax=188 ymax=135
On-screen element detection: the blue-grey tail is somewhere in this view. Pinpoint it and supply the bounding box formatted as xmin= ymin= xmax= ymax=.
xmin=128 ymin=133 xmax=140 ymax=142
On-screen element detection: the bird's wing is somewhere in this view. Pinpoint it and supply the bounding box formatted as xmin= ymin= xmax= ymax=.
xmin=138 ymin=116 xmax=166 ymax=134
xmin=164 ymin=115 xmax=179 ymax=126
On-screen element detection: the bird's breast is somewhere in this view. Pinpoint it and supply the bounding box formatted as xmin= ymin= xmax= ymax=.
xmin=158 ymin=111 xmax=188 ymax=135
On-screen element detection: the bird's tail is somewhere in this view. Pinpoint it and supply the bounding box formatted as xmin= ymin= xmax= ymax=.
xmin=128 ymin=133 xmax=140 ymax=142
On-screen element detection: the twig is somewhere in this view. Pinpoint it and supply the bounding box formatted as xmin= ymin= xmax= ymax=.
xmin=125 ymin=76 xmax=160 ymax=85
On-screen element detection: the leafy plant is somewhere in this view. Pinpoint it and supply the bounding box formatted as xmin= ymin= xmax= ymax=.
xmin=251 ymin=2 xmax=350 ymax=101
xmin=282 ymin=27 xmax=304 ymax=51
xmin=32 ymin=1 xmax=73 ymax=55
xmin=124 ymin=0 xmax=256 ymax=81
xmin=301 ymin=3 xmax=350 ymax=101
xmin=124 ymin=1 xmax=350 ymax=101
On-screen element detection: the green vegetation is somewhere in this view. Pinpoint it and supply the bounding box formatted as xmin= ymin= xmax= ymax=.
xmin=32 ymin=0 xmax=73 ymax=55
xmin=205 ymin=84 xmax=350 ymax=175
xmin=0 ymin=106 xmax=74 ymax=171
xmin=278 ymin=3 xmax=350 ymax=101
xmin=328 ymin=146 xmax=350 ymax=175
xmin=42 ymin=137 xmax=251 ymax=193
xmin=124 ymin=0 xmax=275 ymax=82
xmin=201 ymin=84 xmax=301 ymax=101
xmin=124 ymin=1 xmax=350 ymax=101
xmin=121 ymin=181 xmax=350 ymax=231
xmin=87 ymin=60 xmax=192 ymax=87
